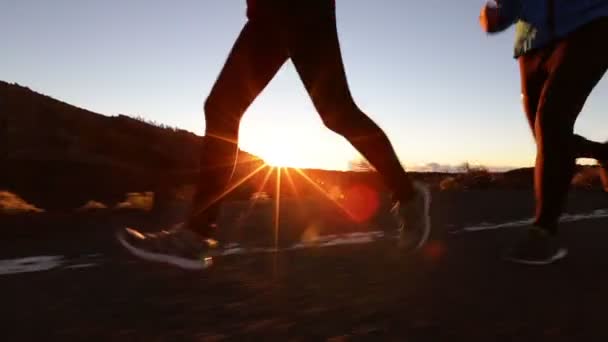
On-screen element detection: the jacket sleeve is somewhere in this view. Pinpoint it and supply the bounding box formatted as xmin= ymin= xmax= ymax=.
xmin=489 ymin=0 xmax=522 ymax=32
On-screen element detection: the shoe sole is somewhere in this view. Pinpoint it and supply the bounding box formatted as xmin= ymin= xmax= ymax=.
xmin=504 ymin=248 xmax=568 ymax=266
xmin=116 ymin=228 xmax=213 ymax=270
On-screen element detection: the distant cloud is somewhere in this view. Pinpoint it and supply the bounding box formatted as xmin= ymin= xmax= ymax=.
xmin=349 ymin=158 xmax=520 ymax=173
xmin=409 ymin=162 xmax=518 ymax=173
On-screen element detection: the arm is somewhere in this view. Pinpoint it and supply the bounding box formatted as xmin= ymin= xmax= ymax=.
xmin=479 ymin=0 xmax=522 ymax=33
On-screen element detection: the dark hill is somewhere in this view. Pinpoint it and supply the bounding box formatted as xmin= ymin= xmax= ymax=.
xmin=0 ymin=81 xmax=263 ymax=210
xmin=3 ymin=81 xmax=579 ymax=213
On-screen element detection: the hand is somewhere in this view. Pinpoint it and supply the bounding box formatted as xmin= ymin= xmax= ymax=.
xmin=479 ymin=2 xmax=501 ymax=33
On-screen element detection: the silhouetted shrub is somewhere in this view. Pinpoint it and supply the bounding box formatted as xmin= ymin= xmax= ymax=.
xmin=439 ymin=176 xmax=462 ymax=191
xmin=571 ymin=167 xmax=600 ymax=189
xmin=115 ymin=192 xmax=154 ymax=211
xmin=77 ymin=200 xmax=108 ymax=211
xmin=0 ymin=191 xmax=44 ymax=214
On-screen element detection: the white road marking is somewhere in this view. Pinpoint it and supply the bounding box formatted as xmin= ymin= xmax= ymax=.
xmin=0 ymin=255 xmax=102 ymax=276
xmin=454 ymin=208 xmax=608 ymax=233
xmin=0 ymin=256 xmax=65 ymax=275
xmin=8 ymin=209 xmax=606 ymax=275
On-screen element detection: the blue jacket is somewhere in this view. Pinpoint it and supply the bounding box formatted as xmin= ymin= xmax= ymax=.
xmin=490 ymin=0 xmax=608 ymax=57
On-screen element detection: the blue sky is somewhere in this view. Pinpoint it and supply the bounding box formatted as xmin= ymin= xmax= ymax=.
xmin=2 ymin=0 xmax=607 ymax=170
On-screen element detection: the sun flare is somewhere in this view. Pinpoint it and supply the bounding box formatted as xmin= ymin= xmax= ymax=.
xmin=260 ymin=145 xmax=301 ymax=168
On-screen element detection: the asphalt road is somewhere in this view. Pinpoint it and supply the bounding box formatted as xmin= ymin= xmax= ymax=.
xmin=2 ymin=190 xmax=608 ymax=341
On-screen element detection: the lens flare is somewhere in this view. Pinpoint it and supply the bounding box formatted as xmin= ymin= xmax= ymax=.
xmin=423 ymin=241 xmax=445 ymax=262
xmin=342 ymin=184 xmax=380 ymax=223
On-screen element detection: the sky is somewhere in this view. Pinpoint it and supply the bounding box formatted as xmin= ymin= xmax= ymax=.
xmin=2 ymin=0 xmax=607 ymax=171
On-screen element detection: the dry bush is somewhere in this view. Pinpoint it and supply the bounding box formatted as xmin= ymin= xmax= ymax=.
xmin=77 ymin=200 xmax=108 ymax=211
xmin=115 ymin=192 xmax=154 ymax=211
xmin=439 ymin=164 xmax=494 ymax=191
xmin=0 ymin=191 xmax=44 ymax=214
xmin=250 ymin=191 xmax=271 ymax=202
xmin=461 ymin=167 xmax=494 ymax=189
xmin=571 ymin=167 xmax=599 ymax=189
xmin=439 ymin=176 xmax=462 ymax=191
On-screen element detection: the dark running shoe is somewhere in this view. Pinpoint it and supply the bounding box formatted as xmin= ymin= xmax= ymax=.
xmin=117 ymin=224 xmax=218 ymax=270
xmin=504 ymin=226 xmax=568 ymax=265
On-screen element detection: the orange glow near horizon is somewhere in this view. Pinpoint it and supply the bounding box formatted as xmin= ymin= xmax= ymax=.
xmin=283 ymin=167 xmax=301 ymax=200
xmin=240 ymin=134 xmax=537 ymax=172
xmin=274 ymin=167 xmax=281 ymax=251
xmin=258 ymin=145 xmax=307 ymax=169
xmin=238 ymin=120 xmax=538 ymax=172
xmin=238 ymin=123 xmax=357 ymax=170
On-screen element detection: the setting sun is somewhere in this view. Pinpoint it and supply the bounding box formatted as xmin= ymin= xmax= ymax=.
xmin=238 ymin=122 xmax=360 ymax=170
xmin=259 ymin=144 xmax=300 ymax=168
